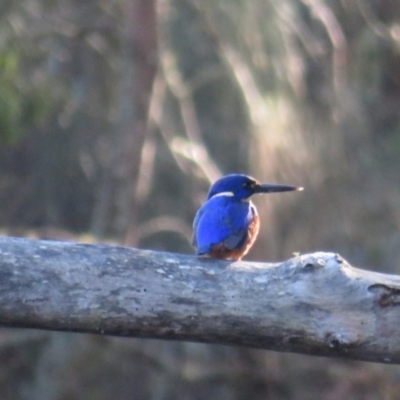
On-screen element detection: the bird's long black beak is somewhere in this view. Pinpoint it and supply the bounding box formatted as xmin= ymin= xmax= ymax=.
xmin=254 ymin=183 xmax=303 ymax=194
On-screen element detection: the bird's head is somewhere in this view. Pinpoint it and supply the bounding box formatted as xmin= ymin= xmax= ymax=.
xmin=207 ymin=174 xmax=303 ymax=200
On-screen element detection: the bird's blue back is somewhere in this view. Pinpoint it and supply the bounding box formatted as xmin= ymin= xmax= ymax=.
xmin=193 ymin=195 xmax=254 ymax=255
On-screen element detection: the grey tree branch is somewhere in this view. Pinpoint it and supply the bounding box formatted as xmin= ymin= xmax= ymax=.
xmin=1 ymin=237 xmax=400 ymax=364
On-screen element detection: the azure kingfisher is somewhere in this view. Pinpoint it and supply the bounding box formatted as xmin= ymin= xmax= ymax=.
xmin=192 ymin=174 xmax=303 ymax=261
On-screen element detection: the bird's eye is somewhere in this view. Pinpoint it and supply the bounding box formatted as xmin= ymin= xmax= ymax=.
xmin=243 ymin=181 xmax=256 ymax=189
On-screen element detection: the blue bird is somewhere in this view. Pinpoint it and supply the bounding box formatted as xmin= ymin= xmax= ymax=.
xmin=192 ymin=174 xmax=303 ymax=261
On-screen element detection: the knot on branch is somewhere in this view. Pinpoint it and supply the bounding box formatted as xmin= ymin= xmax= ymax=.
xmin=368 ymin=284 xmax=400 ymax=308
xmin=324 ymin=332 xmax=358 ymax=353
xmin=298 ymin=252 xmax=343 ymax=272
xmin=302 ymin=259 xmax=325 ymax=271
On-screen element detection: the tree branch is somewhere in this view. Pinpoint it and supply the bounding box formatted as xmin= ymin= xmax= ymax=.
xmin=1 ymin=237 xmax=400 ymax=364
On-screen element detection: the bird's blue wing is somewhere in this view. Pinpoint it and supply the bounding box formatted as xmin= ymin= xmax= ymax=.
xmin=193 ymin=196 xmax=252 ymax=255
xmin=191 ymin=205 xmax=205 ymax=247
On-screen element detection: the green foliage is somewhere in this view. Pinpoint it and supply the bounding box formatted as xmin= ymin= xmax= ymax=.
xmin=0 ymin=46 xmax=62 ymax=145
xmin=0 ymin=48 xmax=23 ymax=144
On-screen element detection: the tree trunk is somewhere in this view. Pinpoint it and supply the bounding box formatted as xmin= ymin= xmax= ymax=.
xmin=1 ymin=237 xmax=400 ymax=364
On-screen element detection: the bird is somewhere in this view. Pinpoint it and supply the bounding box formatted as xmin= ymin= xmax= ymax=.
xmin=192 ymin=174 xmax=303 ymax=261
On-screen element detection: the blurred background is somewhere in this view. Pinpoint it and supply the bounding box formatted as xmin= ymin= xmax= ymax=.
xmin=1 ymin=0 xmax=400 ymax=398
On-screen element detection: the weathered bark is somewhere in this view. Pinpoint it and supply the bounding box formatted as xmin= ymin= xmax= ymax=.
xmin=1 ymin=237 xmax=400 ymax=364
